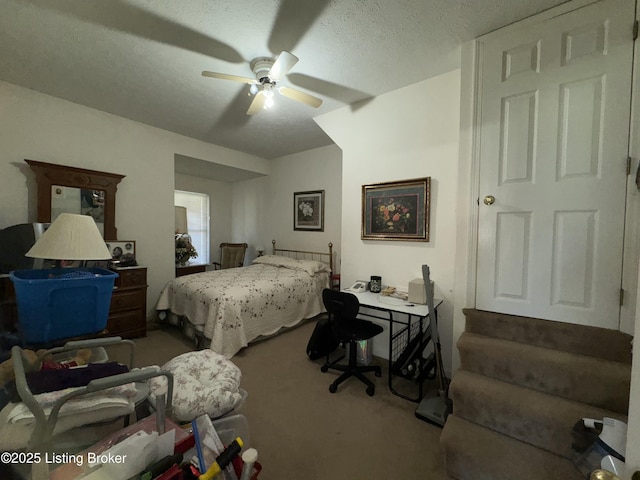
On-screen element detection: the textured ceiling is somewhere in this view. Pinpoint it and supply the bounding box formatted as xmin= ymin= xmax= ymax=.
xmin=0 ymin=0 xmax=570 ymax=160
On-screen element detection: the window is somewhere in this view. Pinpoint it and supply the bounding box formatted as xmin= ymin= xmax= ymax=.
xmin=175 ymin=190 xmax=210 ymax=264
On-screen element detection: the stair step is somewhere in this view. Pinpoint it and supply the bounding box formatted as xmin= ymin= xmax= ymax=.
xmin=457 ymin=332 xmax=631 ymax=413
xmin=462 ymin=309 xmax=632 ymax=364
xmin=441 ymin=415 xmax=583 ymax=480
xmin=449 ymin=370 xmax=626 ymax=458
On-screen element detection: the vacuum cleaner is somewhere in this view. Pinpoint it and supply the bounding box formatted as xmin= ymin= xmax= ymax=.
xmin=414 ymin=264 xmax=451 ymax=427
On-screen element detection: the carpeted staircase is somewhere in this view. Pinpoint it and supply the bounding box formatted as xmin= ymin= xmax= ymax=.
xmin=440 ymin=309 xmax=633 ymax=480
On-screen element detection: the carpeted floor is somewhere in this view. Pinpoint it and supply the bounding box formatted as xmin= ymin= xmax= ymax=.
xmin=134 ymin=319 xmax=448 ymax=480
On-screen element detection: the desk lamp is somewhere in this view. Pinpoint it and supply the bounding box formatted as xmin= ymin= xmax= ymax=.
xmin=25 ymin=213 xmax=111 ymax=267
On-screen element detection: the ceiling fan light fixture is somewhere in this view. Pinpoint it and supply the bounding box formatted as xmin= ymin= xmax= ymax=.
xmin=263 ymin=84 xmax=275 ymax=109
xmin=203 ymin=50 xmax=322 ymax=115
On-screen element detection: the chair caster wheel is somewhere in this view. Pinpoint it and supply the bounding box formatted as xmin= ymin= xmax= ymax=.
xmin=329 ymin=384 xmax=337 ymax=393
xmin=366 ymin=386 xmax=375 ymax=396
xmin=321 ymin=365 xmax=328 ymax=373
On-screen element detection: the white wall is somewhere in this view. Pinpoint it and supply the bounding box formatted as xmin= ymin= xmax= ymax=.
xmin=315 ymin=71 xmax=461 ymax=368
xmin=0 ymin=80 xmax=269 ymax=319
xmin=232 ymin=144 xmax=343 ymax=268
xmin=175 ymin=172 xmax=233 ymax=266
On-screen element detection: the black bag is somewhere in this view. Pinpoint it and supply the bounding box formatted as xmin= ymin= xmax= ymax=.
xmin=306 ymin=317 xmax=339 ymax=360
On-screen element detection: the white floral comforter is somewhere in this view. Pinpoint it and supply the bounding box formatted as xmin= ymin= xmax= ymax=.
xmin=156 ymin=257 xmax=329 ymax=358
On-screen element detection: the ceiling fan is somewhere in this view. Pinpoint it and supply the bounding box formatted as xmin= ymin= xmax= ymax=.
xmin=202 ymin=51 xmax=323 ymax=115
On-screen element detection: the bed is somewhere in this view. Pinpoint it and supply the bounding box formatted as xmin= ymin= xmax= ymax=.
xmin=156 ymin=241 xmax=334 ymax=358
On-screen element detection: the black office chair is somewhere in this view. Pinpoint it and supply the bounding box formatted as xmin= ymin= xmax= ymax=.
xmin=320 ymin=288 xmax=383 ymax=396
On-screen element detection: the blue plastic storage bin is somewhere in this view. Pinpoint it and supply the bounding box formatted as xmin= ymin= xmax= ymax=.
xmin=9 ymin=267 xmax=118 ymax=344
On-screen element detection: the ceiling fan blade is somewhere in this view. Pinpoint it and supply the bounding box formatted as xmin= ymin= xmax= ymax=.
xmin=202 ymin=71 xmax=258 ymax=84
xmin=268 ymin=51 xmax=299 ymax=81
xmin=37 ymin=1 xmax=243 ymax=64
xmin=278 ymin=86 xmax=323 ymax=108
xmin=247 ymin=92 xmax=266 ymax=115
xmin=268 ymin=0 xmax=331 ymax=54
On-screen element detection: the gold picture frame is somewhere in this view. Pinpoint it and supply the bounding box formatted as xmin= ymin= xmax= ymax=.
xmin=362 ymin=177 xmax=430 ymax=241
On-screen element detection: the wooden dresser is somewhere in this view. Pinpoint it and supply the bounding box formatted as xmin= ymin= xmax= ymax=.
xmin=175 ymin=263 xmax=207 ymax=277
xmin=107 ymin=266 xmax=147 ymax=338
xmin=0 ymin=275 xmax=17 ymax=332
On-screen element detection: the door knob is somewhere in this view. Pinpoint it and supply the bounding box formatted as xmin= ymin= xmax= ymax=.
xmin=483 ymin=195 xmax=495 ymax=205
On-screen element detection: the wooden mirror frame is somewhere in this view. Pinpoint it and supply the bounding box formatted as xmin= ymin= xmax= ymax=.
xmin=26 ymin=159 xmax=125 ymax=240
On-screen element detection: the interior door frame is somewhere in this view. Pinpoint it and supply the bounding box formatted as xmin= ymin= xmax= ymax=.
xmin=452 ymin=0 xmax=638 ymax=370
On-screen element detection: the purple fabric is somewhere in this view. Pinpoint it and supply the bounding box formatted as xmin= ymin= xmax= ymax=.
xmin=7 ymin=362 xmax=128 ymax=402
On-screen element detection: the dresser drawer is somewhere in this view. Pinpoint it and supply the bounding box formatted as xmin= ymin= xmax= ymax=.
xmin=106 ymin=309 xmax=145 ymax=337
xmin=114 ymin=267 xmax=147 ymax=289
xmin=110 ymin=288 xmax=146 ymax=312
xmin=107 ymin=266 xmax=147 ymax=338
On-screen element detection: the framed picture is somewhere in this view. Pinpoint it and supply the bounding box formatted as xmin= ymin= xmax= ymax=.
xmin=294 ymin=190 xmax=325 ymax=231
xmin=362 ymin=177 xmax=431 ymax=241
xmin=85 ymin=260 xmax=110 ymax=269
xmin=105 ymin=240 xmax=136 ymax=264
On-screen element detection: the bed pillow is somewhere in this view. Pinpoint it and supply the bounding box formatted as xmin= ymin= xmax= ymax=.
xmin=148 ymin=350 xmax=243 ymax=421
xmin=252 ymin=254 xmax=330 ymax=275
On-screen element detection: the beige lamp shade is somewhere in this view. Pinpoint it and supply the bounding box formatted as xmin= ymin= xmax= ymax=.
xmin=26 ymin=213 xmax=111 ymax=260
xmin=175 ymin=206 xmax=188 ymax=234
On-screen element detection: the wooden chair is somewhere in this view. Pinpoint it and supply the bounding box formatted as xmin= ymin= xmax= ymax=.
xmin=212 ymin=243 xmax=248 ymax=270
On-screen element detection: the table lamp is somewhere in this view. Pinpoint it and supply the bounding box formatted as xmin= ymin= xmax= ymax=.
xmin=174 ymin=206 xmax=197 ymax=266
xmin=25 ymin=212 xmax=111 ymax=266
xmin=175 ymin=206 xmax=188 ymax=235
xmin=11 ymin=213 xmax=117 ymax=344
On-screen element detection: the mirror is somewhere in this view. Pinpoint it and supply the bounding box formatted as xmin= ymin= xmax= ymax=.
xmin=26 ymin=159 xmax=125 ymax=240
xmin=51 ymin=185 xmax=106 ymax=236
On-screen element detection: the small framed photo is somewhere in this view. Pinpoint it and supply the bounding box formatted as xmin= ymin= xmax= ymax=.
xmin=84 ymin=260 xmax=110 ymax=269
xmin=294 ymin=190 xmax=324 ymax=232
xmin=362 ymin=177 xmax=430 ymax=241
xmin=105 ymin=240 xmax=136 ymax=264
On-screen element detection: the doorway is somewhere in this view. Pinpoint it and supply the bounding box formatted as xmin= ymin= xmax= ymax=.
xmin=473 ymin=0 xmax=635 ymax=330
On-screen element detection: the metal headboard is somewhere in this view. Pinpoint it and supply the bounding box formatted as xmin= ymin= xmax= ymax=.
xmin=271 ymin=239 xmax=334 ymax=273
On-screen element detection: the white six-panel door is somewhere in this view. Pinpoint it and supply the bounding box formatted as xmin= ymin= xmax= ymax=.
xmin=476 ymin=0 xmax=634 ymax=329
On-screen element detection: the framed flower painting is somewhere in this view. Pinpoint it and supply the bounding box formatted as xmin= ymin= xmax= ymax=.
xmin=294 ymin=190 xmax=324 ymax=231
xmin=362 ymin=177 xmax=430 ymax=241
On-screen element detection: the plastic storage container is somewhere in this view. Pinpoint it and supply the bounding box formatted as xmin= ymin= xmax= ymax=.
xmin=186 ymin=414 xmax=250 ymax=480
xmin=213 ymin=414 xmax=251 ymax=450
xmin=9 ymin=267 xmax=118 ymax=344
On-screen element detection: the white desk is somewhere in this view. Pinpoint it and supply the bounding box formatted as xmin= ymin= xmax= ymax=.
xmin=348 ymin=291 xmax=434 ymax=316
xmin=345 ymin=290 xmax=443 ymax=402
